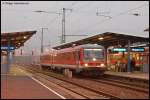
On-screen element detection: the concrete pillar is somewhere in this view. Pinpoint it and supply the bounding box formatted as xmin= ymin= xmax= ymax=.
xmin=68 ymin=70 xmax=72 ymax=78
xmin=63 ymin=69 xmax=72 ymax=78
xmin=104 ymin=46 xmax=108 ymax=67
xmin=7 ymin=37 xmax=11 ymax=73
xmin=127 ymin=40 xmax=131 ymax=72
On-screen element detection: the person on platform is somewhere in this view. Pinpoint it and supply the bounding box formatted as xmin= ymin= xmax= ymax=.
xmin=131 ymin=57 xmax=136 ymax=71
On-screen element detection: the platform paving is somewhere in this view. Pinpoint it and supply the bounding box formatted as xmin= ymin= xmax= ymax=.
xmin=1 ymin=65 xmax=64 ymax=99
xmin=104 ymin=71 xmax=149 ymax=80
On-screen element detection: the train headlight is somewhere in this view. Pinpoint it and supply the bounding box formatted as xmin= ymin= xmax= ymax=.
xmin=100 ymin=63 xmax=105 ymax=67
xmin=84 ymin=63 xmax=88 ymax=67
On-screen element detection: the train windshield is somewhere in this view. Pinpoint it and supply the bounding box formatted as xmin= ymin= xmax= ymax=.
xmin=84 ymin=48 xmax=104 ymax=62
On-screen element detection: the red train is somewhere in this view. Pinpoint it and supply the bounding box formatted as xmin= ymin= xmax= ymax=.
xmin=40 ymin=44 xmax=107 ymax=76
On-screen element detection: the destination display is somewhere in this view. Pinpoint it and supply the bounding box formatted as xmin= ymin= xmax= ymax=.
xmin=1 ymin=46 xmax=15 ymax=50
xmin=112 ymin=48 xmax=127 ymax=52
xmin=111 ymin=47 xmax=145 ymax=52
xmin=131 ymin=48 xmax=145 ymax=52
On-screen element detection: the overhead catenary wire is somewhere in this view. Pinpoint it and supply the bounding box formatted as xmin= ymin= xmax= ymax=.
xmin=48 ymin=1 xmax=77 ymax=41
xmin=56 ymin=1 xmax=79 ymax=43
xmin=73 ymin=3 xmax=149 ymax=35
xmin=44 ymin=15 xmax=60 ymax=29
xmin=2 ymin=2 xmax=148 ymax=50
xmin=64 ymin=2 xmax=105 ymax=36
xmin=60 ymin=1 xmax=94 ymax=41
xmin=37 ymin=2 xmax=79 ymax=44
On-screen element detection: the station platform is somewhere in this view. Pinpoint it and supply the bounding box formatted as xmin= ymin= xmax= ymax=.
xmin=1 ymin=65 xmax=65 ymax=99
xmin=104 ymin=71 xmax=149 ymax=81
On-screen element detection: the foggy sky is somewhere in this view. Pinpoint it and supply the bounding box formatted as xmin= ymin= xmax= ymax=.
xmin=1 ymin=1 xmax=149 ymax=55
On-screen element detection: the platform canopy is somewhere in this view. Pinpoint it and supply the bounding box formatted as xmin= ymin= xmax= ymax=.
xmin=1 ymin=30 xmax=36 ymax=51
xmin=53 ymin=32 xmax=149 ymax=50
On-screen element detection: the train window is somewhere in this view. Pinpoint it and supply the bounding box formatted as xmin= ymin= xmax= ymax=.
xmin=84 ymin=49 xmax=104 ymax=62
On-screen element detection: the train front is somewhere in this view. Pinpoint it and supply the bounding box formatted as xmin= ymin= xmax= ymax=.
xmin=80 ymin=47 xmax=107 ymax=75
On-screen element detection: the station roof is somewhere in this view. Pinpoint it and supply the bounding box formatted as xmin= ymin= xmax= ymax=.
xmin=53 ymin=32 xmax=149 ymax=50
xmin=1 ymin=30 xmax=36 ymax=50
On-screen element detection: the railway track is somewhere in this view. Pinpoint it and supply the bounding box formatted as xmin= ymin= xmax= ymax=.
xmin=86 ymin=78 xmax=148 ymax=93
xmin=34 ymin=73 xmax=109 ymax=99
xmin=19 ymin=64 xmax=149 ymax=99
xmin=74 ymin=74 xmax=149 ymax=93
xmin=103 ymin=74 xmax=149 ymax=88
xmin=19 ymin=65 xmax=120 ymax=99
xmin=19 ymin=66 xmax=110 ymax=99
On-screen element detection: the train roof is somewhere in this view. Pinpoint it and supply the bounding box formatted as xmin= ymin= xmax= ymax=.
xmin=41 ymin=44 xmax=104 ymax=56
xmin=55 ymin=44 xmax=104 ymax=53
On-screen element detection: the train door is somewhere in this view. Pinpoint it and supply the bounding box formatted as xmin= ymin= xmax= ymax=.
xmin=74 ymin=50 xmax=80 ymax=67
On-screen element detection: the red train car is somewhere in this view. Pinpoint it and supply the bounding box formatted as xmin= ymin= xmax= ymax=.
xmin=40 ymin=44 xmax=107 ymax=76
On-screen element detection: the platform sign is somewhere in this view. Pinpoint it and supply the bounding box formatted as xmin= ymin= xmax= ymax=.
xmin=112 ymin=48 xmax=127 ymax=52
xmin=1 ymin=46 xmax=15 ymax=50
xmin=131 ymin=47 xmax=145 ymax=52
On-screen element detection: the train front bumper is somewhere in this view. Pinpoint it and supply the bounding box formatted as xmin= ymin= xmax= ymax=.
xmin=82 ymin=66 xmax=107 ymax=71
